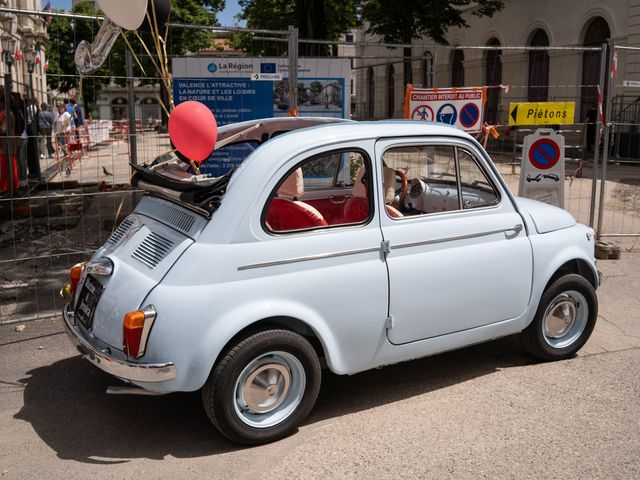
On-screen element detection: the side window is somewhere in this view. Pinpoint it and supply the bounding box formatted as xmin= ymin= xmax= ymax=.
xmin=457 ymin=149 xmax=499 ymax=209
xmin=264 ymin=150 xmax=372 ymax=233
xmin=382 ymin=145 xmax=460 ymax=216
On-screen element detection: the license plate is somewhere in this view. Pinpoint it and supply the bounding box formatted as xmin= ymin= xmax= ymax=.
xmin=75 ymin=274 xmax=104 ymax=329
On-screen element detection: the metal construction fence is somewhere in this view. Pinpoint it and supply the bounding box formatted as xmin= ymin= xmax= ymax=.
xmin=0 ymin=6 xmax=638 ymax=324
xmin=596 ymin=45 xmax=640 ymax=242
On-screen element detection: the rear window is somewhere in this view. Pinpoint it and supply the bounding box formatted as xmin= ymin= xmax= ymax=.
xmin=201 ymin=141 xmax=260 ymax=177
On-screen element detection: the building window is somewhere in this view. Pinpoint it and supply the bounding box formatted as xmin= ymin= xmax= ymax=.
xmin=386 ymin=64 xmax=395 ymax=118
xmin=581 ymin=17 xmax=610 ymax=120
xmin=345 ymin=34 xmax=354 ymax=43
xmin=528 ymin=29 xmax=549 ymax=102
xmin=367 ymin=67 xmax=375 ymax=119
xmin=452 ymin=49 xmax=464 ymax=88
xmin=484 ymin=38 xmax=502 ymax=124
xmin=422 ymin=52 xmax=433 ymax=88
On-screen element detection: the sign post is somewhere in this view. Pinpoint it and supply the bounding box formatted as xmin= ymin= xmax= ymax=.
xmin=518 ymin=128 xmax=565 ymax=208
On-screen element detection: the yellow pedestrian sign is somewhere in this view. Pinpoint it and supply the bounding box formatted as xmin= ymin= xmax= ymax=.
xmin=508 ymin=102 xmax=575 ymax=126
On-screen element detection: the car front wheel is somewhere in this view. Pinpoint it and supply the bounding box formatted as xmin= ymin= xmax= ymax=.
xmin=202 ymin=329 xmax=321 ymax=445
xmin=520 ymin=274 xmax=598 ymax=361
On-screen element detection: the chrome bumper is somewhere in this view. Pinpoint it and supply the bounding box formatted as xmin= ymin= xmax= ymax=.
xmin=62 ymin=305 xmax=176 ymax=383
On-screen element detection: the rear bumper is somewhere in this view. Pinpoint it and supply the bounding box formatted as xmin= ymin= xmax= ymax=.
xmin=62 ymin=305 xmax=176 ymax=383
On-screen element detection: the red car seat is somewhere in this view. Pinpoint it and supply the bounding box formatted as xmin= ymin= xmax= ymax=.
xmin=266 ymin=168 xmax=328 ymax=231
xmin=343 ymin=166 xmax=404 ymax=223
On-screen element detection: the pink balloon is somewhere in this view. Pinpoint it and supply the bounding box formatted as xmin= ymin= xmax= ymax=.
xmin=168 ymin=101 xmax=218 ymax=162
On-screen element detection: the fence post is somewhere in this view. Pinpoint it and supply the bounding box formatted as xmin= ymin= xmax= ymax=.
xmin=3 ymin=69 xmax=15 ymax=195
xmin=589 ymin=42 xmax=608 ymax=228
xmin=126 ymin=49 xmax=138 ymax=168
xmin=288 ymin=26 xmax=299 ymax=112
xmin=596 ymin=42 xmax=616 ymax=239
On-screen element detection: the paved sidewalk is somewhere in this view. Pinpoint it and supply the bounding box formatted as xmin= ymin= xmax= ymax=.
xmin=0 ymin=255 xmax=639 ymax=479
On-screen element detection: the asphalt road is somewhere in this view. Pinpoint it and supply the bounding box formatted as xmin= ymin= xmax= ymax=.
xmin=1 ymin=255 xmax=639 ymax=479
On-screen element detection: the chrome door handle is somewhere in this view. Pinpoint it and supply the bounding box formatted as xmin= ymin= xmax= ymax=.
xmin=506 ymin=224 xmax=523 ymax=234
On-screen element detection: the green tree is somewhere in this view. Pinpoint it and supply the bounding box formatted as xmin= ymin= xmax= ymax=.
xmin=362 ymin=0 xmax=504 ymax=88
xmin=236 ymin=0 xmax=358 ymax=55
xmin=45 ymin=0 xmax=224 ymax=116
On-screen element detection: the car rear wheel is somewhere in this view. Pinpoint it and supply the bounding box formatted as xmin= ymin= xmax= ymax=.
xmin=520 ymin=274 xmax=598 ymax=361
xmin=201 ymin=329 xmax=321 ymax=445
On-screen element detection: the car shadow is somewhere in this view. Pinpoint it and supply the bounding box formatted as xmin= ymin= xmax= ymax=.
xmin=14 ymin=335 xmax=534 ymax=463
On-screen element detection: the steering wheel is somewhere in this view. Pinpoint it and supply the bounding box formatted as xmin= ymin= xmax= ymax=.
xmin=394 ymin=169 xmax=408 ymax=206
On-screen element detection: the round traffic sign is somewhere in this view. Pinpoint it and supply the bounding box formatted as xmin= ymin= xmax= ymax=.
xmin=528 ymin=138 xmax=560 ymax=170
xmin=436 ymin=104 xmax=457 ymax=125
xmin=459 ymin=102 xmax=480 ymax=128
xmin=411 ymin=105 xmax=434 ymax=121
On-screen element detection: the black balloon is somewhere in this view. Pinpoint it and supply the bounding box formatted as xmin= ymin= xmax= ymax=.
xmin=140 ymin=0 xmax=171 ymax=32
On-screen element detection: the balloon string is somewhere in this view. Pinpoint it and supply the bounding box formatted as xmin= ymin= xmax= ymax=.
xmin=121 ymin=31 xmax=147 ymax=76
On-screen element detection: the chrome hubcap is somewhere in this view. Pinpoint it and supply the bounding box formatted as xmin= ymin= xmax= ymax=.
xmin=234 ymin=351 xmax=305 ymax=428
xmin=542 ymin=291 xmax=589 ymax=349
xmin=242 ymin=363 xmax=290 ymax=413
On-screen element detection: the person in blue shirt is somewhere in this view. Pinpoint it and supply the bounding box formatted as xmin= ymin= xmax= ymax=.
xmin=69 ymin=98 xmax=84 ymax=141
xmin=64 ymin=98 xmax=75 ymax=131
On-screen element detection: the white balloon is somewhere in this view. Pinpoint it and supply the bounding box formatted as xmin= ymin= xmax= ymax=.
xmin=96 ymin=0 xmax=148 ymax=31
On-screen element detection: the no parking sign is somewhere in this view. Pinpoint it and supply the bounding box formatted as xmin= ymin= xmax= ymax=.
xmin=404 ymin=86 xmax=485 ymax=132
xmin=518 ymin=128 xmax=565 ymax=208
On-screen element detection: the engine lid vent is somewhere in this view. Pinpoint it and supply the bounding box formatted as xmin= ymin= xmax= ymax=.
xmin=131 ymin=232 xmax=175 ymax=269
xmin=146 ymin=202 xmax=196 ymax=234
xmin=108 ymin=218 xmax=134 ymax=245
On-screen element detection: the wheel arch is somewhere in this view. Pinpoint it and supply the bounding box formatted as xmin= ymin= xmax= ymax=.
xmin=186 ymin=302 xmax=343 ymax=392
xmin=215 ymin=316 xmax=328 ymax=368
xmin=544 ymin=258 xmax=598 ymax=291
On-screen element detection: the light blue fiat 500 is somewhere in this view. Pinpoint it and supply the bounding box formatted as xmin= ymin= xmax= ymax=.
xmin=62 ymin=118 xmax=599 ymax=444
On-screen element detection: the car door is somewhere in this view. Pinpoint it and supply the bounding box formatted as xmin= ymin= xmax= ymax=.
xmin=377 ymin=137 xmax=533 ymax=345
xmin=234 ymin=140 xmax=389 ymax=373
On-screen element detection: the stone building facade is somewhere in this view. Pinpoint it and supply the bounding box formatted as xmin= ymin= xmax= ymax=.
xmin=354 ymin=0 xmax=640 ymax=124
xmin=0 ymin=0 xmax=49 ymax=104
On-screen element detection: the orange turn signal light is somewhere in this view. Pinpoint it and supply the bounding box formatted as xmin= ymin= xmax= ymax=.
xmin=124 ymin=310 xmax=146 ymax=329
xmin=123 ymin=311 xmax=145 ymax=358
xmin=123 ymin=306 xmax=156 ymax=359
xmin=69 ymin=263 xmax=84 ymax=298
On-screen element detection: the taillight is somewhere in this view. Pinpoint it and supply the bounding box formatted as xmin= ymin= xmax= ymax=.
xmin=69 ymin=263 xmax=84 ymax=299
xmin=123 ymin=305 xmax=157 ymax=359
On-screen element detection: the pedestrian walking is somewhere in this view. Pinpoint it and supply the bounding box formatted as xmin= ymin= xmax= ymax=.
xmin=54 ymin=100 xmax=72 ymax=159
xmin=24 ymin=97 xmax=41 ymax=181
xmin=38 ymin=102 xmax=55 ymax=158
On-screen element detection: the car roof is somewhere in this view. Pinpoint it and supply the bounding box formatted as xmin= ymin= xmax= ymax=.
xmin=259 ymin=119 xmax=473 ymax=153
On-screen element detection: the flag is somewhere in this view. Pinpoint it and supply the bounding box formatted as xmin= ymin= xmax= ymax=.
xmin=42 ymin=1 xmax=52 ymax=24
xmin=14 ymin=42 xmax=23 ymax=61
xmin=35 ymin=49 xmax=41 ymax=65
xmin=44 ymin=59 xmax=49 ymax=71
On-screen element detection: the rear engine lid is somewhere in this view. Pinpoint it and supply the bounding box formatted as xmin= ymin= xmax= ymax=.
xmin=83 ymin=198 xmax=204 ymax=350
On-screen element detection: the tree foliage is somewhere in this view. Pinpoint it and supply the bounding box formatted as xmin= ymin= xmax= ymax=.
xmin=362 ymin=0 xmax=504 ymax=86
xmin=236 ymin=0 xmax=358 ymax=55
xmin=361 ymin=0 xmax=504 ymax=45
xmin=45 ymin=0 xmax=223 ymax=115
